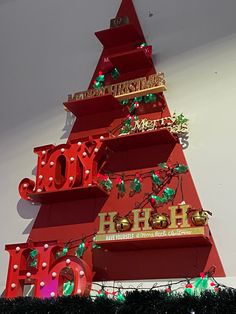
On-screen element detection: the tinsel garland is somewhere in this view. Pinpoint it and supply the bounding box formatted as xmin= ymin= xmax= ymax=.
xmin=1 ymin=289 xmax=236 ymax=314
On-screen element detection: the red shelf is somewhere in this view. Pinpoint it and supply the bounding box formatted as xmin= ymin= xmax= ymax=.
xmin=102 ymin=129 xmax=178 ymax=152
xmin=29 ymin=185 xmax=108 ymax=204
xmin=94 ymin=226 xmax=212 ymax=251
xmin=64 ymin=94 xmax=125 ymax=118
xmin=95 ymin=24 xmax=144 ymax=48
xmin=109 ymin=49 xmax=153 ymax=74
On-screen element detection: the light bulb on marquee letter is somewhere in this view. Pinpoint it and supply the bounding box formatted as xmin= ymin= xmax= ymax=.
xmin=79 ymin=270 xmax=84 ymax=277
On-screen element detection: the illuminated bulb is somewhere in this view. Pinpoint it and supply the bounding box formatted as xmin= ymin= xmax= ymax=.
xmin=94 ymin=148 xmax=99 ymax=153
xmin=26 ymin=272 xmax=31 ymax=278
xmin=79 ymin=270 xmax=84 ymax=277
xmin=100 ymin=136 xmax=104 ymax=140
xmin=61 ymin=148 xmax=65 ymax=153
xmin=40 ymin=281 xmax=45 ymax=287
xmin=70 ymin=157 xmax=75 ymax=162
xmin=11 ymin=283 xmax=16 ymax=289
xmin=16 ymin=246 xmax=20 ymax=252
xmin=49 ymin=177 xmax=53 ymax=182
xmin=52 ymin=272 xmax=57 ymax=278
xmin=77 ymin=141 xmax=82 ymax=146
xmin=23 ymin=183 xmax=28 ymax=188
xmin=82 ymin=152 xmax=87 ymax=157
xmin=50 ymin=161 xmax=54 ymax=166
xmin=66 ymin=259 xmax=71 ymax=265
xmin=85 ymin=170 xmax=90 ymax=175
xmin=69 ymin=176 xmax=74 ymax=182
xmin=50 ymin=292 xmax=55 ymax=297
xmin=41 ymin=161 xmax=46 ymax=166
xmin=44 ymin=244 xmax=49 ymax=249
xmin=77 ymin=289 xmax=82 ymax=294
xmin=39 ymin=175 xmax=43 ymax=180
xmin=42 ymin=262 xmax=47 ymax=268
xmin=13 ymin=264 xmax=18 ymax=270
xmin=42 ymin=150 xmax=46 ymax=155
xmin=88 ymin=183 xmax=92 ymax=187
xmin=37 ymin=189 xmax=42 ymax=193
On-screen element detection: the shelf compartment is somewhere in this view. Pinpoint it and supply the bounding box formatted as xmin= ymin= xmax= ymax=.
xmin=102 ymin=129 xmax=178 ymax=152
xmin=64 ymin=94 xmax=125 ymax=118
xmin=109 ymin=48 xmax=153 ymax=74
xmin=95 ymin=24 xmax=144 ymax=48
xmin=94 ymin=226 xmax=212 ymax=251
xmin=29 ymin=185 xmax=109 ymax=204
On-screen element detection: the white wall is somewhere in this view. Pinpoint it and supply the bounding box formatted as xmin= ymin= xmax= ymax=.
xmin=1 ymin=0 xmax=236 ymax=292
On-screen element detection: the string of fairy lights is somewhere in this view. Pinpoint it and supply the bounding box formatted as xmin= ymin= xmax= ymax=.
xmin=97 ymin=162 xmax=188 ymax=210
xmin=89 ymin=266 xmax=235 ymax=300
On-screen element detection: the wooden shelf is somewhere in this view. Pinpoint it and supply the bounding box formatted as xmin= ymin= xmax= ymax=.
xmin=102 ymin=129 xmax=178 ymax=152
xmin=64 ymin=94 xmax=125 ymax=118
xmin=95 ymin=24 xmax=144 ymax=48
xmin=94 ymin=226 xmax=212 ymax=251
xmin=109 ymin=49 xmax=153 ymax=74
xmin=29 ymin=185 xmax=109 ymax=204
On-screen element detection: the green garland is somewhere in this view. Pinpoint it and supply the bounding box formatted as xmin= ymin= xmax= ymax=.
xmin=1 ymin=289 xmax=235 ymax=313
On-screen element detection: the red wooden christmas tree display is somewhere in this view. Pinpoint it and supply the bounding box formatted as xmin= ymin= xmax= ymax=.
xmin=5 ymin=0 xmax=225 ymax=298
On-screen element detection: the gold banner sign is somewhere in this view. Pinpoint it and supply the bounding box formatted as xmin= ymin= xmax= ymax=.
xmin=119 ymin=114 xmax=188 ymax=136
xmin=95 ymin=226 xmax=205 ymax=242
xmin=67 ymin=73 xmax=166 ymax=102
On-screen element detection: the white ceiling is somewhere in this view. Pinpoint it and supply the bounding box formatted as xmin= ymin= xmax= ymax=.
xmin=0 ymin=0 xmax=236 ymax=136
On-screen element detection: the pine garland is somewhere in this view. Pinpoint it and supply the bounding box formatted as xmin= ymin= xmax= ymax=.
xmin=1 ymin=289 xmax=236 ymax=314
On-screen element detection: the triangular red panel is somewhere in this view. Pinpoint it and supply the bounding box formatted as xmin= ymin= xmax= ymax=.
xmin=28 ymin=0 xmax=225 ymax=280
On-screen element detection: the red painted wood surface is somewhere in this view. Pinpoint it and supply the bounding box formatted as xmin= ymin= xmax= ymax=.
xmin=15 ymin=0 xmax=225 ymax=285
